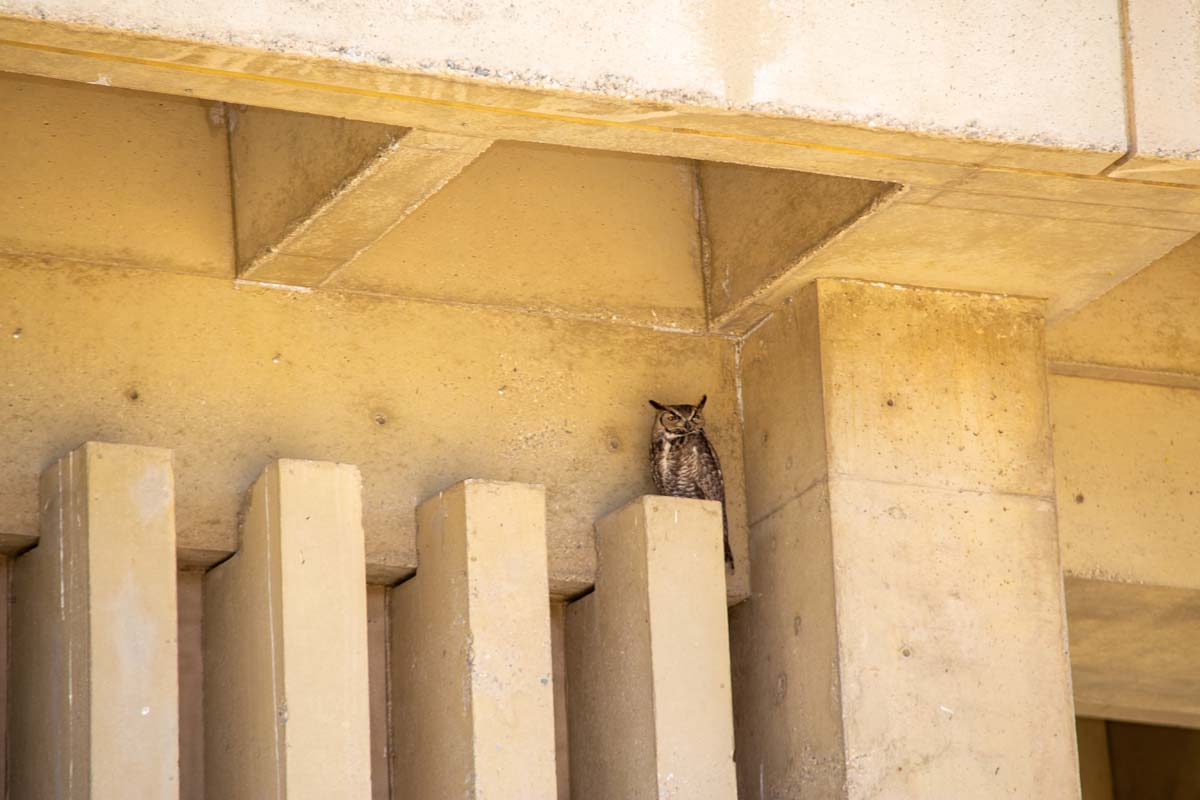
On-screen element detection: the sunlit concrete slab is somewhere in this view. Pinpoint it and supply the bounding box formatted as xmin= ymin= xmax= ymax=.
xmin=204 ymin=459 xmax=372 ymax=800
xmin=10 ymin=442 xmax=179 ymax=799
xmin=566 ymin=495 xmax=736 ymax=800
xmin=231 ymin=106 xmax=491 ymax=286
xmin=1067 ymin=578 xmax=1200 ymax=730
xmin=390 ymin=480 xmax=557 ymax=799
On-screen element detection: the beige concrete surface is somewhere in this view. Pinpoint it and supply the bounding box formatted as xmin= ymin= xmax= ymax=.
xmin=10 ymin=442 xmax=179 ymax=799
xmin=734 ymin=280 xmax=1079 ymax=798
xmin=366 ymin=585 xmax=391 ymax=800
xmin=1066 ymin=578 xmax=1200 ymax=730
xmin=1051 ymin=376 xmax=1200 ymax=589
xmin=567 ymin=495 xmax=736 ymax=800
xmin=228 ymin=105 xmax=400 ymax=276
xmin=0 ymin=0 xmax=1131 ymax=152
xmin=178 ymin=570 xmax=205 ymax=800
xmin=1048 ymin=234 xmax=1200 ymax=377
xmin=232 ymin=109 xmax=492 ymax=285
xmin=0 ymin=253 xmax=748 ymax=597
xmin=788 ymin=195 xmax=1195 ymax=321
xmin=331 ymin=140 xmax=706 ymax=329
xmin=1076 ymin=718 xmax=1114 ymax=800
xmin=0 ymin=72 xmax=232 ymax=277
xmin=698 ymin=161 xmax=895 ymax=328
xmin=1110 ymin=0 xmax=1200 ymax=182
xmin=204 ymin=459 xmax=371 ymax=800
xmin=390 ymin=480 xmax=557 ymax=799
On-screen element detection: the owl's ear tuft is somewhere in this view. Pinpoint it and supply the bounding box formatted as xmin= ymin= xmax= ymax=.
xmin=696 ymin=394 xmax=708 ymax=411
xmin=648 ymin=399 xmax=667 ymax=411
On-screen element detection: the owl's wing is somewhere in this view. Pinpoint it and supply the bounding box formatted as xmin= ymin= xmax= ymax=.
xmin=694 ymin=433 xmax=725 ymax=503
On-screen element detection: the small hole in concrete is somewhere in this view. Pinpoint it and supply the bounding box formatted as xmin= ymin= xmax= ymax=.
xmin=901 ymin=646 xmax=913 ymax=658
xmin=886 ymin=398 xmax=895 ymax=407
xmin=272 ymin=354 xmax=281 ymax=364
xmin=1074 ymin=493 xmax=1085 ymax=504
xmin=607 ymin=436 xmax=621 ymax=452
xmin=11 ymin=328 xmax=21 ymax=339
xmin=373 ymin=413 xmax=387 ymax=426
xmin=127 ymin=388 xmax=140 ymax=402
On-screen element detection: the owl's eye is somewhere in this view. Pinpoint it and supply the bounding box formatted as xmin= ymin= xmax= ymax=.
xmin=665 ymin=412 xmax=680 ymax=422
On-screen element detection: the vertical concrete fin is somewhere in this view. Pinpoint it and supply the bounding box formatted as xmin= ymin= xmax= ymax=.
xmin=567 ymin=495 xmax=737 ymax=800
xmin=205 ymin=459 xmax=372 ymax=800
xmin=11 ymin=441 xmax=180 ymax=800
xmin=390 ymin=480 xmax=557 ymax=799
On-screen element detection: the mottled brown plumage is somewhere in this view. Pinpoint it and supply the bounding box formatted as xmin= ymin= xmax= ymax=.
xmin=648 ymin=395 xmax=733 ymax=570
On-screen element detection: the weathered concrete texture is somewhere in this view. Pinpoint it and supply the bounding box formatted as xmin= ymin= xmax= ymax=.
xmin=1076 ymin=718 xmax=1114 ymax=800
xmin=0 ymin=557 xmax=9 ymax=792
xmin=567 ymin=495 xmax=736 ymax=800
xmin=1108 ymin=721 xmax=1200 ymax=798
xmin=1051 ymin=376 xmax=1200 ymax=589
xmin=698 ymin=161 xmax=896 ymax=329
xmin=0 ymin=72 xmax=233 ymax=276
xmin=733 ymin=280 xmax=1079 ymax=798
xmin=0 ymin=254 xmax=748 ymax=597
xmin=10 ymin=442 xmax=179 ymax=800
xmin=0 ymin=0 xmax=1130 ymax=151
xmin=1109 ymin=0 xmax=1200 ymax=183
xmin=332 ymin=141 xmax=706 ymax=329
xmin=390 ymin=481 xmax=557 ymax=799
xmin=550 ymin=600 xmax=571 ymax=800
xmin=204 ymin=459 xmax=372 ymax=800
xmin=1048 ymin=234 xmax=1200 ymax=379
xmin=231 ymin=106 xmax=493 ymax=285
xmin=1066 ymin=578 xmax=1200 ymax=729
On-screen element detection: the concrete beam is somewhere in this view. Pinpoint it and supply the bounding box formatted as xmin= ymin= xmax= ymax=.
xmin=698 ymin=161 xmax=899 ymax=331
xmin=204 ymin=459 xmax=372 ymax=799
xmin=733 ymin=280 xmax=1079 ymax=797
xmin=1108 ymin=0 xmax=1200 ymax=185
xmin=390 ymin=480 xmax=557 ymax=798
xmin=1066 ymin=578 xmax=1200 ymax=730
xmin=10 ymin=442 xmax=179 ymax=799
xmin=232 ymin=106 xmax=491 ymax=286
xmin=566 ymin=495 xmax=737 ymax=800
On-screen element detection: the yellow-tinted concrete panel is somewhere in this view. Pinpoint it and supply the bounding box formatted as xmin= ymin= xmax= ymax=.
xmin=699 ymin=161 xmax=894 ymax=327
xmin=228 ymin=105 xmax=400 ymax=269
xmin=567 ymin=496 xmax=736 ymax=800
xmin=391 ymin=481 xmax=557 ymax=799
xmin=0 ymin=254 xmax=748 ymax=598
xmin=331 ymin=141 xmax=707 ymax=329
xmin=0 ymin=71 xmax=233 ymax=277
xmin=1048 ymin=235 xmax=1200 ymax=377
xmin=794 ymin=200 xmax=1194 ymax=321
xmin=204 ymin=460 xmax=372 ymax=800
xmin=1067 ymin=578 xmax=1200 ymax=730
xmin=10 ymin=442 xmax=179 ymax=800
xmin=1051 ymin=376 xmax=1200 ymax=589
xmin=735 ymin=281 xmax=1079 ymax=799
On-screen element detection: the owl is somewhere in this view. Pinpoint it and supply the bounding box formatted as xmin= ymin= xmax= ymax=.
xmin=648 ymin=395 xmax=733 ymax=570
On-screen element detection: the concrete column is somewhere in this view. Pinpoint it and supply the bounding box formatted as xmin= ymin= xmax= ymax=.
xmin=566 ymin=495 xmax=737 ymax=800
xmin=10 ymin=442 xmax=179 ymax=800
xmin=732 ymin=280 xmax=1079 ymax=798
xmin=390 ymin=480 xmax=557 ymax=799
xmin=204 ymin=459 xmax=371 ymax=800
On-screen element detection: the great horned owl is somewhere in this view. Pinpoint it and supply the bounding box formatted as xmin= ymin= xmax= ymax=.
xmin=648 ymin=394 xmax=733 ymax=570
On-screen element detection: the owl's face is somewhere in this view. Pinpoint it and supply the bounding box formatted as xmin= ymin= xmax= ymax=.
xmin=648 ymin=395 xmax=707 ymax=439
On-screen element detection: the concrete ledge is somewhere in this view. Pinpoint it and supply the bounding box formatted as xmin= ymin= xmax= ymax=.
xmin=390 ymin=480 xmax=557 ymax=798
xmin=204 ymin=459 xmax=372 ymax=799
xmin=10 ymin=442 xmax=179 ymax=799
xmin=566 ymin=495 xmax=736 ymax=800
